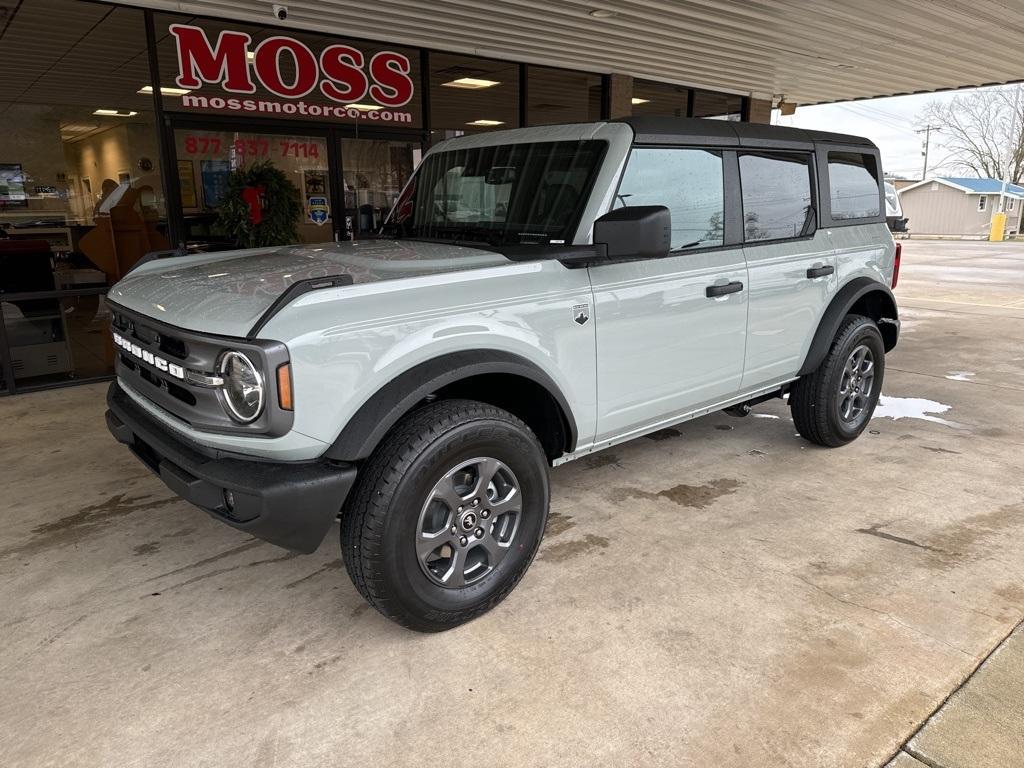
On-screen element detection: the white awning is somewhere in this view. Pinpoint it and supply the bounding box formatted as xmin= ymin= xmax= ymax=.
xmin=136 ymin=0 xmax=1024 ymax=104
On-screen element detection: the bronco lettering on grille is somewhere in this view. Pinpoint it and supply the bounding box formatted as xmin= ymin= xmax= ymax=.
xmin=113 ymin=332 xmax=186 ymax=380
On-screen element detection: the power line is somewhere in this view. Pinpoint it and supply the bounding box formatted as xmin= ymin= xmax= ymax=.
xmin=837 ymin=104 xmax=919 ymax=137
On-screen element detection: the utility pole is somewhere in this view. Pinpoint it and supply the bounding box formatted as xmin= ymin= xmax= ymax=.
xmin=917 ymin=125 xmax=941 ymax=179
xmin=997 ymin=83 xmax=1023 ymax=214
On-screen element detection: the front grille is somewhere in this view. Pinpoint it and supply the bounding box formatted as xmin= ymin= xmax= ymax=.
xmin=118 ymin=352 xmax=195 ymax=406
xmin=113 ymin=310 xmax=189 ymax=360
xmin=109 ymin=301 xmax=293 ymax=437
xmin=160 ymin=335 xmax=188 ymax=360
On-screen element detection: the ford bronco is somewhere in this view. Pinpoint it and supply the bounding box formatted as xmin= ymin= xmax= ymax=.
xmin=105 ymin=117 xmax=899 ymax=631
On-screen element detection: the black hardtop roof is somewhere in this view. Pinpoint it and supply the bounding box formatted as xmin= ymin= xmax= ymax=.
xmin=617 ymin=115 xmax=877 ymax=151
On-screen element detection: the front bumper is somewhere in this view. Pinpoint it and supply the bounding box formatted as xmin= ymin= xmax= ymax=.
xmin=106 ymin=382 xmax=356 ymax=553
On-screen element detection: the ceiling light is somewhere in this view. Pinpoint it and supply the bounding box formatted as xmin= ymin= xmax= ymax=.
xmin=347 ymin=103 xmax=382 ymax=111
xmin=631 ymin=97 xmax=650 ymax=105
xmin=466 ymin=119 xmax=505 ymax=127
xmin=589 ymin=9 xmax=617 ymax=18
xmin=137 ymin=85 xmax=192 ymax=96
xmin=247 ymin=50 xmax=255 ymax=62
xmin=93 ymin=109 xmax=138 ymax=117
xmin=442 ymin=77 xmax=500 ymax=89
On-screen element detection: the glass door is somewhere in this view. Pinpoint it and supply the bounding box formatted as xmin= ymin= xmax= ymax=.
xmin=339 ymin=138 xmax=420 ymax=239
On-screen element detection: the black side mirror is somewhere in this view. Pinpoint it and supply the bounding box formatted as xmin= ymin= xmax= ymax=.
xmin=593 ymin=205 xmax=671 ymax=260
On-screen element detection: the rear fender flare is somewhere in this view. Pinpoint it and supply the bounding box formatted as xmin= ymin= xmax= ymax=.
xmin=799 ymin=278 xmax=899 ymax=376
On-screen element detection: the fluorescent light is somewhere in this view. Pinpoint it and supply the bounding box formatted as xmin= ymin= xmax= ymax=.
xmin=589 ymin=9 xmax=617 ymax=18
xmin=466 ymin=119 xmax=505 ymax=127
xmin=631 ymin=97 xmax=650 ymax=105
xmin=138 ymin=85 xmax=192 ymax=96
xmin=442 ymin=77 xmax=500 ymax=89
xmin=93 ymin=109 xmax=138 ymax=117
xmin=348 ymin=103 xmax=382 ymax=111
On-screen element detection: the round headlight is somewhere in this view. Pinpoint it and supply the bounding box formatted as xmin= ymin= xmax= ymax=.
xmin=218 ymin=351 xmax=264 ymax=423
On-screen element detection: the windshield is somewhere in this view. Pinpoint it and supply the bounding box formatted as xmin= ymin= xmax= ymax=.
xmin=387 ymin=140 xmax=606 ymax=247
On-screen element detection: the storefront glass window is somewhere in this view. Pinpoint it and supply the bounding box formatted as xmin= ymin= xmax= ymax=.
xmin=340 ymin=138 xmax=418 ymax=239
xmin=631 ymin=80 xmax=746 ymax=121
xmin=429 ymin=53 xmax=519 ymax=143
xmin=153 ymin=14 xmax=423 ymax=130
xmin=632 ymin=79 xmax=690 ymax=118
xmin=526 ymin=66 xmax=602 ymax=126
xmin=173 ymin=128 xmax=333 ymax=249
xmin=0 ymin=0 xmax=166 ymax=389
xmin=692 ymin=89 xmax=745 ymax=121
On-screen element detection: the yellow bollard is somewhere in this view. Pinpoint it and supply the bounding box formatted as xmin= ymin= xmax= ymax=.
xmin=990 ymin=212 xmax=1007 ymax=241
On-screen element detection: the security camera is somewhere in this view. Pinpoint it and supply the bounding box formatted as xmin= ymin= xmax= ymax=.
xmin=272 ymin=4 xmax=288 ymax=20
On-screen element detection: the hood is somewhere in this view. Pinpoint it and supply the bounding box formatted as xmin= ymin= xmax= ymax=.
xmin=108 ymin=238 xmax=509 ymax=337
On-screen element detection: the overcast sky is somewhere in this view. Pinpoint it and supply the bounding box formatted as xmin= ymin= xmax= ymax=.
xmin=775 ymin=91 xmax=964 ymax=180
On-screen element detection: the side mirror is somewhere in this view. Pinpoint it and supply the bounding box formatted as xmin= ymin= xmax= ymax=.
xmin=593 ymin=205 xmax=671 ymax=260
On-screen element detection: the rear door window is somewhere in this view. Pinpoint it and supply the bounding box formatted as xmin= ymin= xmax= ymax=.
xmin=738 ymin=152 xmax=814 ymax=242
xmin=828 ymin=152 xmax=881 ymax=220
xmin=615 ymin=148 xmax=725 ymax=249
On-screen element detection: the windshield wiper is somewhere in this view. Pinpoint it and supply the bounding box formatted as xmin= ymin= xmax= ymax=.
xmin=416 ymin=226 xmax=504 ymax=247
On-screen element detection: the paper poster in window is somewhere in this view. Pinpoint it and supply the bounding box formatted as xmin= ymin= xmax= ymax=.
xmin=200 ymin=160 xmax=230 ymax=208
xmin=0 ymin=163 xmax=28 ymax=207
xmin=178 ymin=160 xmax=198 ymax=209
xmin=304 ymin=170 xmax=327 ymax=196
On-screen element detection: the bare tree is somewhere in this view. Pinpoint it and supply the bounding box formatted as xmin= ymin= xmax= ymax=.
xmin=918 ymin=86 xmax=1024 ymax=182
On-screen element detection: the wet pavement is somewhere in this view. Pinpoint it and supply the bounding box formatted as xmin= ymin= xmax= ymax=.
xmin=1 ymin=239 xmax=1023 ymax=767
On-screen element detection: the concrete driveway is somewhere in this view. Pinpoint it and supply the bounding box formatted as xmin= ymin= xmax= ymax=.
xmin=2 ymin=240 xmax=1023 ymax=767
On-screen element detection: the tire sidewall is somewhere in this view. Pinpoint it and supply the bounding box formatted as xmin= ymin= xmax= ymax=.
xmin=826 ymin=320 xmax=885 ymax=440
xmin=378 ymin=418 xmax=549 ymax=619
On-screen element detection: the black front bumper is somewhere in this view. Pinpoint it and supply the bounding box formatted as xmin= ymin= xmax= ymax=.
xmin=106 ymin=382 xmax=357 ymax=553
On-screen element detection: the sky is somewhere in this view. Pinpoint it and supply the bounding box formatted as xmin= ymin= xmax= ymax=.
xmin=774 ymin=91 xmax=963 ymax=180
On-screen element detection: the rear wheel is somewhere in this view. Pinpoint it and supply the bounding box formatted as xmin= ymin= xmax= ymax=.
xmin=341 ymin=399 xmax=549 ymax=632
xmin=790 ymin=314 xmax=885 ymax=447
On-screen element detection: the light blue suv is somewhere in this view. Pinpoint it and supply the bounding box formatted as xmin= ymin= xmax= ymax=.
xmin=106 ymin=117 xmax=899 ymax=631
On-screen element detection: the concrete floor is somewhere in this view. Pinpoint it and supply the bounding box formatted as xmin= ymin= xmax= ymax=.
xmin=2 ymin=240 xmax=1023 ymax=767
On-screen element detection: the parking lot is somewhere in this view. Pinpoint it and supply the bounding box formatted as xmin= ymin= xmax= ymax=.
xmin=2 ymin=239 xmax=1023 ymax=767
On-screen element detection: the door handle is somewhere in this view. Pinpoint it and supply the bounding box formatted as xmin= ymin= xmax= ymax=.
xmin=806 ymin=265 xmax=835 ymax=279
xmin=705 ymin=281 xmax=744 ymax=298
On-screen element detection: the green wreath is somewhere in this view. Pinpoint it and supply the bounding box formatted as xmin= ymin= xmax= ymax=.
xmin=216 ymin=160 xmax=302 ymax=248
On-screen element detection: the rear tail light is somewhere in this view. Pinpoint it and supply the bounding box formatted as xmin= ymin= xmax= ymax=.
xmin=891 ymin=242 xmax=901 ymax=289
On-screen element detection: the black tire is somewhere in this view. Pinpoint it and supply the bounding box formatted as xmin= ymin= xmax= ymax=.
xmin=790 ymin=314 xmax=885 ymax=448
xmin=340 ymin=399 xmax=549 ymax=632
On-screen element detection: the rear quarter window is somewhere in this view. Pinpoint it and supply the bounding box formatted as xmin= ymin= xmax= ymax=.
xmin=828 ymin=152 xmax=881 ymax=220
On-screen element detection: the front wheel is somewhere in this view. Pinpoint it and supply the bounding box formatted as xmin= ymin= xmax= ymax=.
xmin=790 ymin=314 xmax=885 ymax=447
xmin=340 ymin=399 xmax=549 ymax=632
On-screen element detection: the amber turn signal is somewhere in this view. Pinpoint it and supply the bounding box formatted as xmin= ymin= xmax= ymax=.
xmin=277 ymin=363 xmax=293 ymax=410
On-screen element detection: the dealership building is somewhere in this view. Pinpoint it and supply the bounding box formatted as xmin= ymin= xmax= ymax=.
xmin=0 ymin=0 xmax=1020 ymax=394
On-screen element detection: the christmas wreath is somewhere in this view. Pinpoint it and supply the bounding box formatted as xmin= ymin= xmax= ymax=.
xmin=216 ymin=160 xmax=301 ymax=248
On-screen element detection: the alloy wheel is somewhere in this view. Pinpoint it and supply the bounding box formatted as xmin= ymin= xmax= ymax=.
xmin=415 ymin=457 xmax=522 ymax=588
xmin=837 ymin=344 xmax=875 ymax=423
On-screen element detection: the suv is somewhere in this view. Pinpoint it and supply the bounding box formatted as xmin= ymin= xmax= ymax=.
xmin=105 ymin=117 xmax=899 ymax=631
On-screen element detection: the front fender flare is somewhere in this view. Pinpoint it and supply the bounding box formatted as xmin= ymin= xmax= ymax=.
xmin=324 ymin=350 xmax=578 ymax=462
